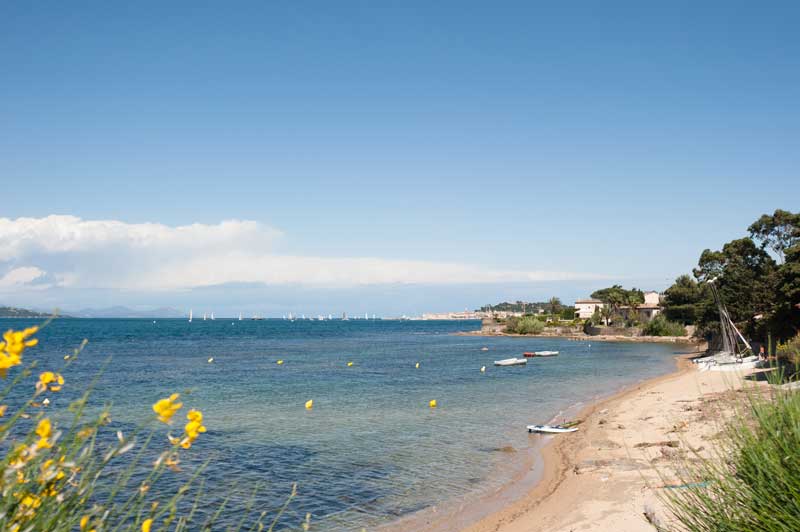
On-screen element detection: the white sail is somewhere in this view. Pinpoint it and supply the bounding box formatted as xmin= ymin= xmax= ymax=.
xmin=189 ymin=309 xmax=193 ymax=322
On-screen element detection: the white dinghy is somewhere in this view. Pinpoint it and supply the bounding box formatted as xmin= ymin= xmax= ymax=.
xmin=494 ymin=357 xmax=527 ymax=367
xmin=527 ymin=424 xmax=578 ymax=434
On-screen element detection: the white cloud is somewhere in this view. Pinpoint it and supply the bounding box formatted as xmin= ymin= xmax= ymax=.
xmin=0 ymin=266 xmax=46 ymax=288
xmin=0 ymin=215 xmax=611 ymax=292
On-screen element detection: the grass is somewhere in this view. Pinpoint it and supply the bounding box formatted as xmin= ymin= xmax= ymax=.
xmin=663 ymin=360 xmax=800 ymax=531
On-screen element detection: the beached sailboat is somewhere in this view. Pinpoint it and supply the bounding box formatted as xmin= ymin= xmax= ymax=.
xmin=694 ymin=278 xmax=760 ymax=372
xmin=494 ymin=357 xmax=527 ymax=366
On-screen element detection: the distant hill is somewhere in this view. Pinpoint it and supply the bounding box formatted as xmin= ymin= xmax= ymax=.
xmin=71 ymin=306 xmax=185 ymax=318
xmin=0 ymin=306 xmax=66 ymax=318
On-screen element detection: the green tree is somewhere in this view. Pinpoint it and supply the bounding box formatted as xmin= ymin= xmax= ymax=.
xmin=748 ymin=208 xmax=800 ymax=263
xmin=548 ymin=297 xmax=562 ymax=316
xmin=663 ymin=274 xmax=708 ymax=324
xmin=692 ymin=237 xmax=778 ymax=339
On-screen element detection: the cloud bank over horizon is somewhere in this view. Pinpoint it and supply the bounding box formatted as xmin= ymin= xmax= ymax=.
xmin=0 ymin=215 xmax=615 ymax=298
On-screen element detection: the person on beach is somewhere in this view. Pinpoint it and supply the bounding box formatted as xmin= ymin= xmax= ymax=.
xmin=758 ymin=345 xmax=766 ymax=361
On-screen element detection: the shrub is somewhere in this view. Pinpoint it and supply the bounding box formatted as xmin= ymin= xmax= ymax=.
xmin=642 ymin=315 xmax=686 ymax=337
xmin=505 ymin=316 xmax=545 ymax=335
xmin=665 ymin=383 xmax=800 ymax=530
xmin=776 ymin=335 xmax=800 ymax=364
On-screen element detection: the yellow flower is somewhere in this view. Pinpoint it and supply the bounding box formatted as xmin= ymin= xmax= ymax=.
xmin=178 ymin=409 xmax=206 ymax=449
xmin=0 ymin=327 xmax=38 ymax=378
xmin=0 ymin=405 xmax=7 ymax=417
xmin=37 ymin=371 xmax=65 ymax=392
xmin=142 ymin=518 xmax=153 ymax=532
xmin=20 ymin=494 xmax=41 ymax=508
xmin=36 ymin=418 xmax=53 ymax=449
xmin=80 ymin=515 xmax=90 ymax=530
xmin=152 ymin=393 xmax=182 ymax=423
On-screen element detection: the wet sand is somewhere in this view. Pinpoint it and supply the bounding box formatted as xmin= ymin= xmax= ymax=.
xmin=456 ymin=352 xmax=762 ymax=532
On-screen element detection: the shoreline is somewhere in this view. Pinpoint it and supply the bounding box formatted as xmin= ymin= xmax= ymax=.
xmin=456 ymin=352 xmax=696 ymax=532
xmin=457 ymin=347 xmax=760 ymax=532
xmin=381 ymin=345 xmax=702 ymax=532
xmin=455 ymin=330 xmax=700 ymax=344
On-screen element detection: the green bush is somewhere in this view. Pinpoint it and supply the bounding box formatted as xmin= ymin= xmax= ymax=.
xmin=505 ymin=316 xmax=545 ymax=335
xmin=642 ymin=315 xmax=686 ymax=336
xmin=776 ymin=335 xmax=800 ymax=364
xmin=665 ymin=382 xmax=800 ymax=530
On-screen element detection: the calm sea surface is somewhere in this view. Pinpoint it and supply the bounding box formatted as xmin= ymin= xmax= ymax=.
xmin=1 ymin=318 xmax=680 ymax=530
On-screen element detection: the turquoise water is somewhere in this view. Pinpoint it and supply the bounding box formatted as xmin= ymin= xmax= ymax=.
xmin=2 ymin=318 xmax=679 ymax=530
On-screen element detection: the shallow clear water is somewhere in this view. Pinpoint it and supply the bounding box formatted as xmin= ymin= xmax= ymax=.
xmin=2 ymin=318 xmax=680 ymax=530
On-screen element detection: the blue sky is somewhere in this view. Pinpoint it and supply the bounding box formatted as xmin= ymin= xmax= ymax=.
xmin=1 ymin=2 xmax=798 ymax=315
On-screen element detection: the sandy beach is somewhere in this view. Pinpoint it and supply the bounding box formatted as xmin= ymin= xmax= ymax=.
xmin=452 ymin=351 xmax=763 ymax=532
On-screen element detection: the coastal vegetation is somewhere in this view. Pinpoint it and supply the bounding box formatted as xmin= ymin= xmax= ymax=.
xmin=641 ymin=315 xmax=686 ymax=337
xmin=0 ymin=325 xmax=295 ymax=531
xmin=661 ymin=209 xmax=800 ymax=349
xmin=665 ymin=377 xmax=800 ymax=531
xmin=504 ymin=316 xmax=545 ymax=335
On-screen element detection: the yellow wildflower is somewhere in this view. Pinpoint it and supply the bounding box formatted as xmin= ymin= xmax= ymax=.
xmin=142 ymin=518 xmax=153 ymax=532
xmin=20 ymin=493 xmax=41 ymax=508
xmin=176 ymin=409 xmax=206 ymax=449
xmin=10 ymin=444 xmax=31 ymax=467
xmin=0 ymin=405 xmax=7 ymax=416
xmin=152 ymin=393 xmax=182 ymax=423
xmin=80 ymin=515 xmax=90 ymax=530
xmin=37 ymin=371 xmax=65 ymax=392
xmin=0 ymin=327 xmax=38 ymax=378
xmin=36 ymin=418 xmax=53 ymax=449
xmin=77 ymin=427 xmax=95 ymax=439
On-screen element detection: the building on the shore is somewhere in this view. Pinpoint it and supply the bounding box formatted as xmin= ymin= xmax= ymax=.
xmin=574 ymin=299 xmax=604 ymax=319
xmin=636 ymin=291 xmax=663 ymax=321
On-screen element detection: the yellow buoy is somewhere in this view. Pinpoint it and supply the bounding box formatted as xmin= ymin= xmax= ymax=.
xmin=347 ymin=361 xmax=354 ymax=367
xmin=305 ymin=399 xmax=313 ymax=410
xmin=480 ymin=366 xmax=486 ymax=373
xmin=429 ymin=399 xmax=437 ymax=408
xmin=277 ymin=360 xmax=284 ymax=365
xmin=415 ymin=362 xmax=420 ymax=369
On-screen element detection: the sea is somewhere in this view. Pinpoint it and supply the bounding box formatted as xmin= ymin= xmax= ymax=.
xmin=1 ymin=318 xmax=681 ymax=531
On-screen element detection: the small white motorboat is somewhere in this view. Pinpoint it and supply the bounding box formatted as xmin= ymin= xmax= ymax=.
xmin=524 ymin=350 xmax=559 ymax=357
xmin=494 ymin=357 xmax=527 ymax=366
xmin=527 ymin=424 xmax=578 ymax=434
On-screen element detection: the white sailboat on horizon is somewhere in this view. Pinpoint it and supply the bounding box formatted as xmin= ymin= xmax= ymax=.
xmin=189 ymin=309 xmax=193 ymax=322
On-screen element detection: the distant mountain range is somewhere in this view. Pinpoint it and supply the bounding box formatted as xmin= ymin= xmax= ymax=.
xmin=0 ymin=305 xmax=188 ymax=318
xmin=0 ymin=306 xmax=64 ymax=318
xmin=69 ymin=306 xmax=186 ymax=318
